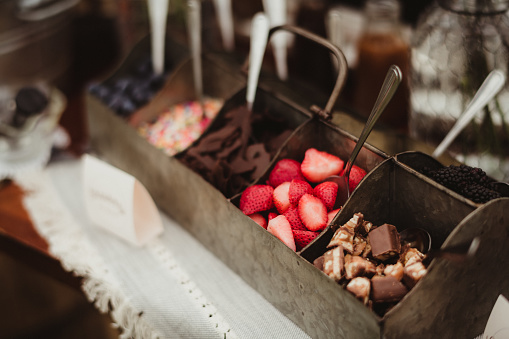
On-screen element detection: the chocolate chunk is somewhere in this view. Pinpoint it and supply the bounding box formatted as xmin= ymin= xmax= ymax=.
xmin=360 ymin=220 xmax=374 ymax=235
xmin=344 ymin=255 xmax=376 ymax=280
xmin=347 ymin=277 xmax=371 ymax=305
xmin=343 ymin=212 xmax=364 ymax=232
xmin=323 ymin=246 xmax=345 ymax=282
xmin=371 ymin=276 xmax=408 ymax=303
xmin=313 ymin=255 xmax=324 ymax=271
xmin=328 ymin=226 xmax=354 ymax=252
xmin=384 ymin=262 xmax=404 ymax=281
xmin=352 ymin=235 xmax=367 ymax=256
xmin=368 ymin=223 xmax=401 ymax=260
xmin=400 ymin=246 xmax=425 ymax=267
xmin=403 ymin=262 xmax=427 ymax=289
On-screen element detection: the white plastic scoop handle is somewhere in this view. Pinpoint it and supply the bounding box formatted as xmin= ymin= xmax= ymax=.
xmin=262 ymin=0 xmax=288 ymax=81
xmin=148 ymin=0 xmax=169 ymax=75
xmin=246 ymin=13 xmax=270 ymax=111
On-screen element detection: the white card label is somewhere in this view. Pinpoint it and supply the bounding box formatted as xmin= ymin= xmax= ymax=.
xmin=82 ymin=154 xmax=163 ymax=246
xmin=483 ymin=295 xmax=509 ymax=339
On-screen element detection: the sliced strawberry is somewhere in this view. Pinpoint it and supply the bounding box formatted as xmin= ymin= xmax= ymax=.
xmin=239 ymin=185 xmax=274 ymax=215
xmin=347 ymin=165 xmax=367 ymax=193
xmin=293 ymin=230 xmax=319 ymax=251
xmin=268 ymin=212 xmax=278 ymax=221
xmin=283 ymin=205 xmax=307 ymax=231
xmin=273 ymin=181 xmax=291 ymax=214
xmin=267 ymin=159 xmax=306 ymax=187
xmin=298 ymin=193 xmax=328 ymax=231
xmin=300 ymin=148 xmax=344 ymax=183
xmin=313 ymin=181 xmax=338 ymax=211
xmin=327 ymin=208 xmax=341 ymax=225
xmin=248 ymin=213 xmax=267 ymax=229
xmin=288 ymin=179 xmax=313 ymax=206
xmin=267 ymin=215 xmax=296 ymax=251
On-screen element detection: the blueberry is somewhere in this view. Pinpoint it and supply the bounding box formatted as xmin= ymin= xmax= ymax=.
xmin=114 ymin=77 xmax=135 ymax=93
xmin=148 ymin=73 xmax=165 ymax=91
xmin=118 ymin=98 xmax=137 ymax=117
xmin=131 ymin=86 xmax=153 ymax=106
xmin=89 ymin=84 xmax=112 ymax=101
xmin=135 ymin=57 xmax=153 ymax=77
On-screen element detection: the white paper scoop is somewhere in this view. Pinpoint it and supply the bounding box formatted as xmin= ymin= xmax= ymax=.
xmin=432 ymin=69 xmax=506 ymax=158
xmin=246 ymin=13 xmax=270 ymax=111
xmin=147 ymin=0 xmax=169 ymax=75
xmin=262 ymin=0 xmax=288 ymax=81
xmin=213 ymin=0 xmax=235 ymax=51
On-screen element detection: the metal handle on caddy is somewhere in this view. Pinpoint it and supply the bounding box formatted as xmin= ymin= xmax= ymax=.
xmin=244 ymin=24 xmax=349 ymax=120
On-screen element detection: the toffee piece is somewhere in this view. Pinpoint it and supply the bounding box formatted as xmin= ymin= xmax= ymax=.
xmin=368 ymin=223 xmax=401 ymax=260
xmin=371 ymin=275 xmax=408 ymax=303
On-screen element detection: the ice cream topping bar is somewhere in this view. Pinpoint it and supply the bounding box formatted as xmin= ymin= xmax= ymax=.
xmin=314 ymin=212 xmax=428 ymax=316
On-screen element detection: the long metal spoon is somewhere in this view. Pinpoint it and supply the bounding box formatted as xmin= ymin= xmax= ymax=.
xmin=432 ymin=69 xmax=509 ymax=196
xmin=432 ymin=69 xmax=505 ymax=158
xmin=399 ymin=227 xmax=480 ymax=263
xmin=187 ymin=0 xmax=203 ymax=109
xmin=328 ymin=65 xmax=402 ymax=206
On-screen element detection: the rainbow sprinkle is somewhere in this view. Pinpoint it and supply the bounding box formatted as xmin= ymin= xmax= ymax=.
xmin=137 ymin=97 xmax=223 ymax=156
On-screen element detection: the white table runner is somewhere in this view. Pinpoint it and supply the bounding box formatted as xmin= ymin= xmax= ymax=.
xmin=15 ymin=158 xmax=311 ymax=339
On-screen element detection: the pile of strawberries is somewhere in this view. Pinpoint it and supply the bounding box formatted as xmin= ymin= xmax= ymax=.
xmin=238 ymin=148 xmax=367 ymax=251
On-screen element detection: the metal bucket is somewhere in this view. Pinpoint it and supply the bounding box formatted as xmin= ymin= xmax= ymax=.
xmin=87 ymin=27 xmax=509 ymax=339
xmin=300 ymin=155 xmax=509 ymax=338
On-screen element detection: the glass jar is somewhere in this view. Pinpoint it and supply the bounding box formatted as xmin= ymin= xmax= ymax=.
xmin=352 ymin=0 xmax=410 ymax=132
xmin=409 ymin=0 xmax=509 ymax=181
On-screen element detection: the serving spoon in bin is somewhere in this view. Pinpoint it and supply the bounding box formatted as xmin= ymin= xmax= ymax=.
xmin=431 ymin=69 xmax=509 ymax=196
xmin=326 ymin=64 xmax=402 ymax=207
xmin=399 ymin=227 xmax=480 ymax=264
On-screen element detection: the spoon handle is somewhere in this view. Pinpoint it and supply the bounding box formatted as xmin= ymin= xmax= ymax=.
xmin=187 ymin=0 xmax=203 ymax=104
xmin=213 ymin=0 xmax=235 ymax=51
xmin=246 ymin=13 xmax=270 ymax=111
xmin=148 ymin=0 xmax=169 ymax=75
xmin=432 ymin=69 xmax=506 ymax=158
xmin=262 ymin=0 xmax=288 ymax=81
xmin=344 ymin=65 xmax=402 ymax=177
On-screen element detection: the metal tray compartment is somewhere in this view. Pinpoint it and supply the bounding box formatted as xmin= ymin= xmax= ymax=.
xmin=300 ymin=157 xmax=509 ymax=338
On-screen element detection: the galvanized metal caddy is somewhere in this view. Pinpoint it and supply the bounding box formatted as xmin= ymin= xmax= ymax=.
xmin=86 ymin=27 xmax=509 ymax=339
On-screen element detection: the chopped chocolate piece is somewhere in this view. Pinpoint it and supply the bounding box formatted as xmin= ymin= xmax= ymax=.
xmin=347 ymin=277 xmax=371 ymax=305
xmin=362 ymin=242 xmax=372 ymax=258
xmin=343 ymin=212 xmax=364 ymax=232
xmin=403 ymin=262 xmax=427 ymax=289
xmin=352 ymin=235 xmax=367 ymax=256
xmin=323 ymin=246 xmax=345 ymax=282
xmin=371 ymin=276 xmax=408 ymax=303
xmin=328 ymin=226 xmax=354 ymax=252
xmin=401 ymin=247 xmax=425 ymax=267
xmin=368 ymin=223 xmax=401 ymax=260
xmin=375 ymin=263 xmax=385 ymax=276
xmin=345 ymin=255 xmax=376 ymax=280
xmin=313 ymin=255 xmax=325 ymax=271
xmin=359 ymin=220 xmax=374 ymax=235
xmin=384 ymin=262 xmax=404 ymax=281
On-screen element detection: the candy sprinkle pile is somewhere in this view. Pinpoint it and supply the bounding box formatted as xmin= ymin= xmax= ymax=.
xmin=137 ymin=98 xmax=223 ymax=156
